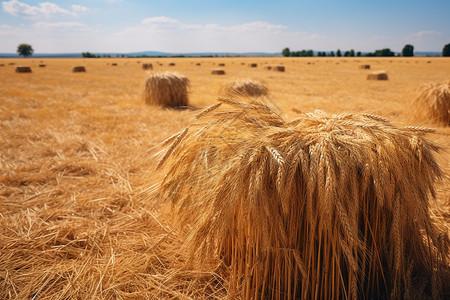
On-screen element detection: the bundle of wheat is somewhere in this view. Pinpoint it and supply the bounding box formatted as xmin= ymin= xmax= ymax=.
xmin=410 ymin=80 xmax=450 ymax=126
xmin=143 ymin=72 xmax=190 ymax=108
xmin=223 ymin=80 xmax=268 ymax=98
xmin=211 ymin=69 xmax=226 ymax=75
xmin=248 ymin=63 xmax=257 ymax=68
xmin=367 ymin=71 xmax=388 ymax=80
xmin=155 ymin=98 xmax=448 ymax=299
xmin=360 ymin=64 xmax=370 ymax=69
xmin=72 ymin=66 xmax=86 ymax=73
xmin=15 ymin=66 xmax=32 ymax=73
xmin=142 ymin=63 xmax=153 ymax=70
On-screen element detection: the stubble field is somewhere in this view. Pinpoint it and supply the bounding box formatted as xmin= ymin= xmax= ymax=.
xmin=0 ymin=57 xmax=449 ymax=299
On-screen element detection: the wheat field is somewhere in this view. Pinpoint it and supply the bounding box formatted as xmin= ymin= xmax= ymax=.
xmin=0 ymin=57 xmax=449 ymax=299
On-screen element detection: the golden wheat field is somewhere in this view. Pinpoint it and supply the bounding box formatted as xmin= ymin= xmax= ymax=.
xmin=0 ymin=56 xmax=449 ymax=299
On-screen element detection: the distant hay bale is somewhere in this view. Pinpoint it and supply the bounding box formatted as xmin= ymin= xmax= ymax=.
xmin=72 ymin=66 xmax=86 ymax=73
xmin=410 ymin=80 xmax=450 ymax=126
xmin=218 ymin=63 xmax=225 ymax=67
xmin=142 ymin=63 xmax=153 ymax=70
xmin=248 ymin=63 xmax=257 ymax=68
xmin=360 ymin=64 xmax=370 ymax=69
xmin=143 ymin=72 xmax=190 ymax=108
xmin=155 ymin=99 xmax=448 ymax=299
xmin=196 ymin=63 xmax=201 ymax=66
xmin=367 ymin=71 xmax=388 ymax=80
xmin=211 ymin=69 xmax=226 ymax=75
xmin=223 ymin=80 xmax=268 ymax=98
xmin=15 ymin=66 xmax=32 ymax=73
xmin=111 ymin=63 xmax=118 ymax=66
xmin=0 ymin=64 xmax=4 ymax=67
xmin=264 ymin=65 xmax=285 ymax=72
xmin=38 ymin=64 xmax=46 ymax=67
xmin=169 ymin=63 xmax=175 ymax=66
xmin=9 ymin=63 xmax=15 ymax=65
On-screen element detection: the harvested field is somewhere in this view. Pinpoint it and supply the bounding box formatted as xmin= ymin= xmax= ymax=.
xmin=0 ymin=57 xmax=449 ymax=299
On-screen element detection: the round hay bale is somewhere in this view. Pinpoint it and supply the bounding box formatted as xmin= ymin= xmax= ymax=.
xmin=196 ymin=63 xmax=201 ymax=66
xmin=410 ymin=80 xmax=450 ymax=126
xmin=360 ymin=64 xmax=371 ymax=69
xmin=143 ymin=72 xmax=190 ymax=108
xmin=72 ymin=66 xmax=86 ymax=73
xmin=211 ymin=69 xmax=226 ymax=75
xmin=9 ymin=63 xmax=15 ymax=65
xmin=15 ymin=66 xmax=32 ymax=73
xmin=248 ymin=63 xmax=257 ymax=68
xmin=264 ymin=65 xmax=285 ymax=72
xmin=38 ymin=64 xmax=46 ymax=67
xmin=367 ymin=71 xmax=388 ymax=80
xmin=218 ymin=63 xmax=225 ymax=67
xmin=155 ymin=99 xmax=448 ymax=299
xmin=169 ymin=63 xmax=175 ymax=66
xmin=111 ymin=63 xmax=118 ymax=66
xmin=0 ymin=64 xmax=5 ymax=67
xmin=223 ymin=79 xmax=268 ymax=98
xmin=142 ymin=63 xmax=153 ymax=70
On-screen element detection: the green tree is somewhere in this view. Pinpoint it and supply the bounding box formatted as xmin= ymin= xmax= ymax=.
xmin=350 ymin=49 xmax=355 ymax=57
xmin=402 ymin=44 xmax=414 ymax=57
xmin=81 ymin=52 xmax=98 ymax=58
xmin=282 ymin=47 xmax=291 ymax=57
xmin=344 ymin=51 xmax=350 ymax=57
xmin=16 ymin=43 xmax=33 ymax=57
xmin=443 ymin=43 xmax=450 ymax=57
xmin=336 ymin=49 xmax=342 ymax=57
xmin=356 ymin=51 xmax=361 ymax=57
xmin=329 ymin=51 xmax=335 ymax=57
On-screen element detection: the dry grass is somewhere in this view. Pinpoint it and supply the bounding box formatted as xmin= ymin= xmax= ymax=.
xmin=72 ymin=66 xmax=86 ymax=73
xmin=156 ymin=98 xmax=448 ymax=299
xmin=264 ymin=65 xmax=285 ymax=72
xmin=222 ymin=79 xmax=268 ymax=98
xmin=143 ymin=71 xmax=190 ymax=108
xmin=367 ymin=71 xmax=388 ymax=80
xmin=15 ymin=66 xmax=32 ymax=73
xmin=0 ymin=56 xmax=449 ymax=299
xmin=410 ymin=80 xmax=450 ymax=126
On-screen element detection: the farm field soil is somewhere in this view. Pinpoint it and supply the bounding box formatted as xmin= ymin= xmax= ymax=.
xmin=0 ymin=57 xmax=449 ymax=299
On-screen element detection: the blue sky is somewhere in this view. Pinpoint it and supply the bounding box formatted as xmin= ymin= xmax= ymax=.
xmin=1 ymin=0 xmax=449 ymax=53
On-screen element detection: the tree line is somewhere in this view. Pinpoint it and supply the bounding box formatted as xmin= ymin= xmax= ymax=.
xmin=282 ymin=43 xmax=450 ymax=57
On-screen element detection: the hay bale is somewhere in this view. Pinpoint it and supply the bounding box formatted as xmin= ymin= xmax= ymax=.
xmin=15 ymin=66 xmax=32 ymax=73
xmin=211 ymin=69 xmax=225 ymax=75
xmin=196 ymin=63 xmax=201 ymax=66
xmin=410 ymin=81 xmax=450 ymax=126
xmin=9 ymin=62 xmax=15 ymax=65
xmin=264 ymin=65 xmax=285 ymax=72
xmin=143 ymin=72 xmax=190 ymax=108
xmin=155 ymin=99 xmax=448 ymax=299
xmin=111 ymin=63 xmax=118 ymax=66
xmin=367 ymin=71 xmax=388 ymax=80
xmin=248 ymin=63 xmax=257 ymax=68
xmin=360 ymin=64 xmax=371 ymax=69
xmin=142 ymin=63 xmax=153 ymax=70
xmin=218 ymin=63 xmax=225 ymax=67
xmin=72 ymin=66 xmax=86 ymax=73
xmin=0 ymin=64 xmax=4 ymax=67
xmin=223 ymin=80 xmax=268 ymax=98
xmin=169 ymin=63 xmax=175 ymax=66
xmin=38 ymin=64 xmax=46 ymax=68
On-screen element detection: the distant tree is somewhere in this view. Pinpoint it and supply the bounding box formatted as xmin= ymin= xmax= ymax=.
xmin=356 ymin=51 xmax=361 ymax=57
xmin=443 ymin=43 xmax=450 ymax=57
xmin=16 ymin=43 xmax=33 ymax=57
xmin=344 ymin=51 xmax=350 ymax=57
xmin=350 ymin=49 xmax=355 ymax=57
xmin=336 ymin=49 xmax=342 ymax=57
xmin=402 ymin=44 xmax=414 ymax=57
xmin=282 ymin=47 xmax=291 ymax=57
xmin=374 ymin=48 xmax=395 ymax=57
xmin=329 ymin=51 xmax=335 ymax=57
xmin=81 ymin=52 xmax=97 ymax=58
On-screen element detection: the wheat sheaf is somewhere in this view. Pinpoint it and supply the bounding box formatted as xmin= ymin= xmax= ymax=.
xmin=155 ymin=98 xmax=448 ymax=299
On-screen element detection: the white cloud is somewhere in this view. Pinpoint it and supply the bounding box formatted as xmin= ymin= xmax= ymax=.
xmin=142 ymin=16 xmax=180 ymax=25
xmin=72 ymin=5 xmax=88 ymax=13
xmin=33 ymin=21 xmax=89 ymax=31
xmin=2 ymin=0 xmax=88 ymax=19
xmin=410 ymin=30 xmax=441 ymax=38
